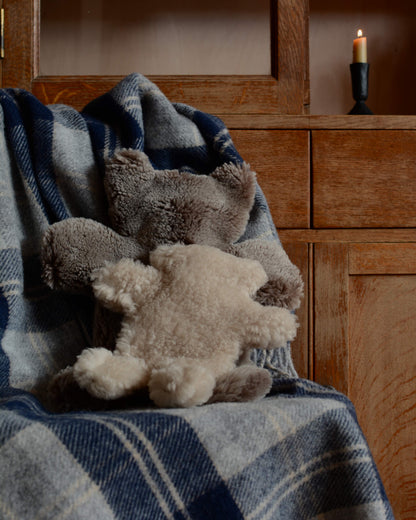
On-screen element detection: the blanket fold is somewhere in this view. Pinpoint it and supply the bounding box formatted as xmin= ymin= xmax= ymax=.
xmin=0 ymin=73 xmax=394 ymax=519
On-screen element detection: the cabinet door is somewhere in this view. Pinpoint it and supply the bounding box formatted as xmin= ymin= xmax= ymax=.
xmin=314 ymin=242 xmax=416 ymax=520
xmin=2 ymin=0 xmax=309 ymax=115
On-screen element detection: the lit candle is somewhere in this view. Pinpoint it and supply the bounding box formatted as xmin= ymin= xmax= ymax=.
xmin=353 ymin=29 xmax=367 ymax=63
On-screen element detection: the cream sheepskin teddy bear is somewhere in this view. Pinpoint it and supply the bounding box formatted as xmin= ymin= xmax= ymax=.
xmin=73 ymin=244 xmax=298 ymax=408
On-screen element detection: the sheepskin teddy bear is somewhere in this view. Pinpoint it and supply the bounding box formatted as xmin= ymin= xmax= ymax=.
xmin=73 ymin=244 xmax=298 ymax=408
xmin=42 ymin=149 xmax=303 ymax=409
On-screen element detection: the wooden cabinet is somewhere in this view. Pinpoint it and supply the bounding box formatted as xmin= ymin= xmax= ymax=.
xmin=311 ymin=130 xmax=416 ymax=520
xmin=231 ymin=119 xmax=416 ymax=519
xmin=274 ymin=118 xmax=416 ymax=520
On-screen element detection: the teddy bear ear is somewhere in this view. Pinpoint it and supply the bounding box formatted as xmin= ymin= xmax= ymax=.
xmin=104 ymin=150 xmax=156 ymax=233
xmin=210 ymin=162 xmax=256 ymax=205
xmin=149 ymin=244 xmax=184 ymax=272
xmin=105 ymin=149 xmax=155 ymax=183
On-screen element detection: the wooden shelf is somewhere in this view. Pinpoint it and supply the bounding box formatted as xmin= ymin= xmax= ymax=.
xmin=223 ymin=114 xmax=416 ymax=129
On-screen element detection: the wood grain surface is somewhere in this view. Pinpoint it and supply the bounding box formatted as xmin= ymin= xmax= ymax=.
xmin=313 ymin=242 xmax=349 ymax=394
xmin=278 ymin=228 xmax=416 ymax=243
xmin=313 ymin=241 xmax=416 ymax=519
xmin=230 ymin=130 xmax=310 ymax=229
xmin=349 ymin=243 xmax=416 ymax=275
xmin=224 ymin=115 xmax=416 ymax=130
xmin=280 ymin=242 xmax=310 ymax=379
xmin=312 ymin=130 xmax=416 ymax=228
xmin=30 ymin=75 xmax=301 ymax=115
xmin=2 ymin=0 xmax=39 ymax=90
xmin=349 ymin=274 xmax=416 ymax=519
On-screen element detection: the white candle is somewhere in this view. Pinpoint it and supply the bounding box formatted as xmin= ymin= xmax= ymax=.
xmin=353 ymin=29 xmax=367 ymax=63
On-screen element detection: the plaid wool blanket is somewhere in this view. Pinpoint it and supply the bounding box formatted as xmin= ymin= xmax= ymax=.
xmin=0 ymin=73 xmax=394 ymax=519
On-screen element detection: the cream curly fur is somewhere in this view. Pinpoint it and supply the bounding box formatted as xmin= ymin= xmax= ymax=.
xmin=73 ymin=244 xmax=298 ymax=407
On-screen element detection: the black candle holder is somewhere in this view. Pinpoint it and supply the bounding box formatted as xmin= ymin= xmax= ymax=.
xmin=348 ymin=62 xmax=373 ymax=115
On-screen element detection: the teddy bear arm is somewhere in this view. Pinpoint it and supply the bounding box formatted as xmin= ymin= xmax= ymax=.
xmin=226 ymin=239 xmax=304 ymax=310
xmin=243 ymin=304 xmax=298 ymax=350
xmin=92 ymin=258 xmax=161 ymax=314
xmin=41 ymin=217 xmax=146 ymax=293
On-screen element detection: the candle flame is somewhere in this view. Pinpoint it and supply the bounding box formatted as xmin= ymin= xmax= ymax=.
xmin=357 ymin=29 xmax=363 ymax=38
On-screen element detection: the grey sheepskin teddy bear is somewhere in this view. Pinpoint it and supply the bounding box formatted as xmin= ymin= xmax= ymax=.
xmin=42 ymin=149 xmax=302 ymax=310
xmin=41 ymin=149 xmax=303 ymax=408
xmin=73 ymin=244 xmax=298 ymax=408
xmin=42 ymin=149 xmax=256 ymax=294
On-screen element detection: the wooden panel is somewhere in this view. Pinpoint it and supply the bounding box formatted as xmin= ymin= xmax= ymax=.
xmin=312 ymin=130 xmax=416 ymax=228
xmin=230 ymin=130 xmax=310 ymax=229
xmin=281 ymin=242 xmax=309 ymax=379
xmin=349 ymin=243 xmax=416 ymax=274
xmin=313 ymin=243 xmax=349 ymax=394
xmin=349 ymin=274 xmax=416 ymax=519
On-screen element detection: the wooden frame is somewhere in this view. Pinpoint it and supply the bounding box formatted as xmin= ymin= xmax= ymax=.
xmin=1 ymin=0 xmax=309 ymax=114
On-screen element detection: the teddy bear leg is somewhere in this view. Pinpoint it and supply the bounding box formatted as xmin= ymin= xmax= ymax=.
xmin=73 ymin=348 xmax=148 ymax=400
xmin=149 ymin=360 xmax=216 ymax=408
xmin=46 ymin=366 xmax=109 ymax=412
xmin=209 ymin=365 xmax=272 ymax=404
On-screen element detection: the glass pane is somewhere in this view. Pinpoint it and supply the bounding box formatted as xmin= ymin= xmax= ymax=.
xmin=40 ymin=0 xmax=271 ymax=76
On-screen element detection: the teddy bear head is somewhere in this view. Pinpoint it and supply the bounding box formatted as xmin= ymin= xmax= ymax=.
xmin=149 ymin=243 xmax=268 ymax=298
xmin=104 ymin=149 xmax=256 ymax=250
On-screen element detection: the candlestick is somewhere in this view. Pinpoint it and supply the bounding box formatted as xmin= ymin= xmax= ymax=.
xmin=349 ymin=29 xmax=372 ymax=114
xmin=348 ymin=63 xmax=373 ymax=114
xmin=353 ymin=29 xmax=367 ymax=63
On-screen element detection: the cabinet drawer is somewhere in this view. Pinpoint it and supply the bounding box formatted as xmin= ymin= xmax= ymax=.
xmin=231 ymin=130 xmax=310 ymax=228
xmin=312 ymin=130 xmax=416 ymax=228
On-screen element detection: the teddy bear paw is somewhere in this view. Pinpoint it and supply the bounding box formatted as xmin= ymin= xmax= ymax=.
xmin=73 ymin=348 xmax=148 ymax=400
xmin=149 ymin=362 xmax=216 ymax=408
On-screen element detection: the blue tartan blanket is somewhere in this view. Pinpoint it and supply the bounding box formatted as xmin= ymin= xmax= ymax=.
xmin=0 ymin=73 xmax=394 ymax=519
